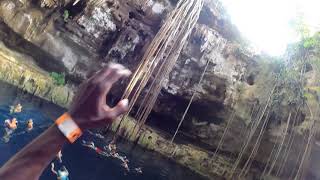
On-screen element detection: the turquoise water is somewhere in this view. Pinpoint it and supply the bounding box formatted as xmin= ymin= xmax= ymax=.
xmin=0 ymin=81 xmax=207 ymax=180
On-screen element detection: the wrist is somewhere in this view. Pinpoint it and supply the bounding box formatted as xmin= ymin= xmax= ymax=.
xmin=51 ymin=124 xmax=69 ymax=143
xmin=67 ymin=112 xmax=87 ymax=130
xmin=55 ymin=113 xmax=83 ymax=143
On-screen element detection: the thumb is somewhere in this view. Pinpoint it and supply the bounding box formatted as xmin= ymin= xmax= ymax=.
xmin=107 ymin=99 xmax=129 ymax=120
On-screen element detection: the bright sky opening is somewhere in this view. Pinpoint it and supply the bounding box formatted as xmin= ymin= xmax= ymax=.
xmin=220 ymin=0 xmax=320 ymax=56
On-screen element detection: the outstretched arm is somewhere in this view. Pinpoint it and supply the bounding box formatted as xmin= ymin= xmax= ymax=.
xmin=0 ymin=64 xmax=131 ymax=180
xmin=51 ymin=163 xmax=57 ymax=175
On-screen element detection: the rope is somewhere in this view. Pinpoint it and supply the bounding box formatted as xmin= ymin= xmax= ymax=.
xmin=294 ymin=103 xmax=317 ymax=180
xmin=229 ymin=83 xmax=276 ymax=178
xmin=113 ymin=0 xmax=204 ymax=141
xmin=265 ymin=112 xmax=292 ymax=177
xmin=170 ymin=55 xmax=212 ymax=143
xmin=276 ymin=110 xmax=298 ymax=176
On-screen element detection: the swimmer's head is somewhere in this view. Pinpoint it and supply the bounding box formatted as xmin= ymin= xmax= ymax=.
xmin=12 ymin=118 xmax=17 ymax=123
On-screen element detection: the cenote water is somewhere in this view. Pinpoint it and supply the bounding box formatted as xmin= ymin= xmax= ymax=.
xmin=0 ymin=81 xmax=207 ymax=180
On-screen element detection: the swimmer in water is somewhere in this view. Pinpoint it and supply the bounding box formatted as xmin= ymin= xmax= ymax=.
xmin=56 ymin=150 xmax=63 ymax=163
xmin=82 ymin=140 xmax=110 ymax=157
xmin=81 ymin=140 xmax=95 ymax=149
xmin=5 ymin=118 xmax=18 ymax=130
xmin=10 ymin=104 xmax=22 ymax=113
xmin=113 ymin=152 xmax=120 ymax=159
xmin=87 ymin=130 xmax=105 ymax=139
xmin=118 ymin=155 xmax=128 ymax=163
xmin=51 ymin=163 xmax=69 ymax=180
xmin=3 ymin=118 xmax=18 ymax=142
xmin=3 ymin=120 xmax=11 ymax=143
xmin=14 ymin=104 xmax=22 ymax=113
xmin=26 ymin=119 xmax=33 ymax=131
xmin=108 ymin=141 xmax=117 ymax=155
xmin=134 ymin=167 xmax=143 ymax=174
xmin=121 ymin=158 xmax=130 ymax=172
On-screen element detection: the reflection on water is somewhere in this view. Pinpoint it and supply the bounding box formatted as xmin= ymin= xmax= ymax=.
xmin=0 ymin=81 xmax=208 ymax=180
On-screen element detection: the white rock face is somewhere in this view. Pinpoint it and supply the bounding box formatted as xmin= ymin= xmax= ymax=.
xmin=41 ymin=33 xmax=78 ymax=72
xmin=77 ymin=6 xmax=116 ymax=39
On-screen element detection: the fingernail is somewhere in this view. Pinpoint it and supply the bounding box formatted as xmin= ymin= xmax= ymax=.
xmin=121 ymin=99 xmax=129 ymax=107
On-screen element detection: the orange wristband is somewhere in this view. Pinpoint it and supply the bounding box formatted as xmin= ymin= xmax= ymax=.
xmin=55 ymin=113 xmax=82 ymax=143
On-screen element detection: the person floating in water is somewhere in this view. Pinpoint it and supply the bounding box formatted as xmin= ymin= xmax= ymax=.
xmin=0 ymin=63 xmax=131 ymax=180
xmin=87 ymin=130 xmax=105 ymax=139
xmin=3 ymin=118 xmax=18 ymax=142
xmin=82 ymin=140 xmax=110 ymax=157
xmin=10 ymin=104 xmax=22 ymax=114
xmin=134 ymin=167 xmax=143 ymax=174
xmin=108 ymin=141 xmax=117 ymax=155
xmin=56 ymin=150 xmax=63 ymax=163
xmin=81 ymin=140 xmax=95 ymax=149
xmin=5 ymin=118 xmax=18 ymax=130
xmin=26 ymin=119 xmax=33 ymax=131
xmin=51 ymin=163 xmax=69 ymax=180
xmin=121 ymin=158 xmax=130 ymax=173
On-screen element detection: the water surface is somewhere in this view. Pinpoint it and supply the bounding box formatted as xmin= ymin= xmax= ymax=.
xmin=0 ymin=81 xmax=208 ymax=180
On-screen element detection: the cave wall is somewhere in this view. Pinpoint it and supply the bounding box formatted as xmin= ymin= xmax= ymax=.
xmin=0 ymin=0 xmax=256 ymax=146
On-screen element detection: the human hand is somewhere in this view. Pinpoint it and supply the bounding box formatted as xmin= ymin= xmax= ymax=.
xmin=68 ymin=63 xmax=131 ymax=130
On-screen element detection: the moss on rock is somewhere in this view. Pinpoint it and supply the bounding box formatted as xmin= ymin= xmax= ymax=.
xmin=0 ymin=42 xmax=73 ymax=108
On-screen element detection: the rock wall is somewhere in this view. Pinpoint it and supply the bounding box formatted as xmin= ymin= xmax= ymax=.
xmin=0 ymin=0 xmax=261 ymax=178
xmin=0 ymin=37 xmax=236 ymax=179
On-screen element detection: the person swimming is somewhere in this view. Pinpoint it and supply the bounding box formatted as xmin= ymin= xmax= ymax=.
xmin=26 ymin=119 xmax=33 ymax=131
xmin=81 ymin=140 xmax=95 ymax=149
xmin=51 ymin=163 xmax=69 ymax=180
xmin=10 ymin=104 xmax=22 ymax=113
xmin=82 ymin=140 xmax=110 ymax=157
xmin=134 ymin=167 xmax=143 ymax=174
xmin=108 ymin=141 xmax=117 ymax=155
xmin=5 ymin=118 xmax=18 ymax=130
xmin=87 ymin=130 xmax=105 ymax=139
xmin=56 ymin=150 xmax=63 ymax=163
xmin=3 ymin=118 xmax=18 ymax=143
xmin=121 ymin=158 xmax=130 ymax=172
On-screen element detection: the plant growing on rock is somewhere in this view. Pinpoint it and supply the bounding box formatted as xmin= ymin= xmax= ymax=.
xmin=50 ymin=72 xmax=65 ymax=86
xmin=63 ymin=10 xmax=70 ymax=22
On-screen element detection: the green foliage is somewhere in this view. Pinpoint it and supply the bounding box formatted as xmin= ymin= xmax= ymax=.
xmin=310 ymin=58 xmax=320 ymax=71
xmin=63 ymin=10 xmax=69 ymax=22
xmin=303 ymin=92 xmax=313 ymax=100
xmin=303 ymin=37 xmax=317 ymax=48
xmin=290 ymin=14 xmax=311 ymax=39
xmin=50 ymin=72 xmax=65 ymax=86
